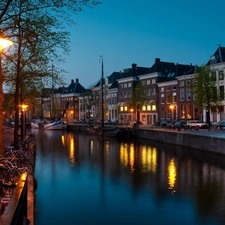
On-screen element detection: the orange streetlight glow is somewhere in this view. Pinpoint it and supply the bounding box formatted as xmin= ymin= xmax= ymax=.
xmin=0 ymin=38 xmax=13 ymax=50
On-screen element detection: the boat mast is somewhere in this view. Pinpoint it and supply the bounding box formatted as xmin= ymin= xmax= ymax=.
xmin=100 ymin=56 xmax=104 ymax=128
xmin=51 ymin=61 xmax=54 ymax=118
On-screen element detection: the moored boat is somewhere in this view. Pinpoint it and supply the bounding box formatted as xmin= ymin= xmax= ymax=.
xmin=31 ymin=119 xmax=43 ymax=129
xmin=39 ymin=120 xmax=68 ymax=130
xmin=87 ymin=125 xmax=127 ymax=137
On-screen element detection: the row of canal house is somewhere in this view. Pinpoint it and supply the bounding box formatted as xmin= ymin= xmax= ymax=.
xmin=35 ymin=45 xmax=225 ymax=125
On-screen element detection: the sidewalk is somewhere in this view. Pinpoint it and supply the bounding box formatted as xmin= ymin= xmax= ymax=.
xmin=139 ymin=125 xmax=225 ymax=139
xmin=4 ymin=126 xmax=14 ymax=149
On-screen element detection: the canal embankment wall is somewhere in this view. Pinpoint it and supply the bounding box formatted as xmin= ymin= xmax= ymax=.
xmin=132 ymin=128 xmax=225 ymax=155
xmin=68 ymin=124 xmax=225 ymax=155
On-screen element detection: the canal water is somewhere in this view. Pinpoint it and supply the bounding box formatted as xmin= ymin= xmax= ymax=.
xmin=32 ymin=129 xmax=225 ymax=225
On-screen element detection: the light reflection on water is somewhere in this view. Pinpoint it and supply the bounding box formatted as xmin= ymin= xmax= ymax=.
xmin=33 ymin=129 xmax=225 ymax=225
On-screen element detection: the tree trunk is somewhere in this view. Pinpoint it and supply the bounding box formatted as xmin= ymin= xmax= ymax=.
xmin=0 ymin=53 xmax=4 ymax=154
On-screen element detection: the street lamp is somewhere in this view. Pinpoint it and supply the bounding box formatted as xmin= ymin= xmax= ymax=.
xmin=170 ymin=105 xmax=174 ymax=121
xmin=0 ymin=38 xmax=13 ymax=51
xmin=21 ymin=104 xmax=28 ymax=139
xmin=130 ymin=108 xmax=134 ymax=123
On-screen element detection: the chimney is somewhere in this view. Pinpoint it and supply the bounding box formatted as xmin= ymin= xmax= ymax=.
xmin=76 ymin=78 xmax=79 ymax=83
xmin=155 ymin=58 xmax=160 ymax=63
xmin=132 ymin=63 xmax=137 ymax=76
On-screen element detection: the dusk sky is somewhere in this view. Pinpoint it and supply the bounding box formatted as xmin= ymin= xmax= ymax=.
xmin=62 ymin=0 xmax=225 ymax=88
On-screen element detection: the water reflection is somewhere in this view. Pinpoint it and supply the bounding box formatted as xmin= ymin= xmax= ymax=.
xmin=33 ymin=129 xmax=225 ymax=225
xmin=168 ymin=158 xmax=176 ymax=192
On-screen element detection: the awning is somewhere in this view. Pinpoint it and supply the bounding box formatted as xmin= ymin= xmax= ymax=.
xmin=117 ymin=102 xmax=126 ymax=107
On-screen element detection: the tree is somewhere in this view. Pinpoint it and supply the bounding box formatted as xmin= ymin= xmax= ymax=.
xmin=193 ymin=65 xmax=222 ymax=130
xmin=129 ymin=82 xmax=147 ymax=126
xmin=81 ymin=89 xmax=95 ymax=123
xmin=0 ymin=0 xmax=101 ymax=151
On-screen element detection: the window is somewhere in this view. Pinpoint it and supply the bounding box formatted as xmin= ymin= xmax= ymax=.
xmin=180 ymin=104 xmax=185 ymax=119
xmin=186 ymin=88 xmax=191 ymax=101
xmin=186 ymin=80 xmax=191 ymax=86
xmin=161 ymin=107 xmax=165 ymax=118
xmin=147 ymin=80 xmax=150 ymax=85
xmin=180 ymin=81 xmax=184 ymax=87
xmin=128 ymin=82 xmax=132 ymax=87
xmin=160 ymin=87 xmax=164 ymax=92
xmin=172 ymin=95 xmax=176 ymax=103
xmin=120 ymin=84 xmax=123 ymax=88
xmin=124 ymin=83 xmax=127 ymax=88
xmin=219 ymin=71 xmax=224 ymax=80
xmin=120 ymin=92 xmax=123 ymax=98
xmin=147 ymin=89 xmax=151 ymax=96
xmin=124 ymin=92 xmax=127 ymax=98
xmin=152 ymin=105 xmax=156 ymax=111
xmin=127 ymin=91 xmax=131 ymax=97
xmin=124 ymin=106 xmax=128 ymax=111
xmin=187 ymin=103 xmax=191 ymax=119
xmin=147 ymin=105 xmax=151 ymax=110
xmin=172 ymin=86 xmax=176 ymax=90
xmin=152 ymin=79 xmax=156 ymax=84
xmin=142 ymin=106 xmax=146 ymax=111
xmin=180 ymin=88 xmax=184 ymax=101
xmin=161 ymin=94 xmax=165 ymax=103
xmin=142 ymin=80 xmax=145 ymax=85
xmin=152 ymin=88 xmax=156 ymax=95
xmin=220 ymin=86 xmax=224 ymax=100
xmin=166 ymin=87 xmax=170 ymax=91
xmin=211 ymin=71 xmax=216 ymax=81
xmin=167 ymin=95 xmax=171 ymax=103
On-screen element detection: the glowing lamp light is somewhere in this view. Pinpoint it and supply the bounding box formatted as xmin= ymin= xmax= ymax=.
xmin=0 ymin=38 xmax=13 ymax=50
xmin=21 ymin=104 xmax=28 ymax=111
xmin=170 ymin=105 xmax=174 ymax=110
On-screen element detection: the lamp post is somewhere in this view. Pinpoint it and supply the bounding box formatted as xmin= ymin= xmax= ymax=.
xmin=0 ymin=37 xmax=13 ymax=154
xmin=130 ymin=108 xmax=134 ymax=123
xmin=170 ymin=105 xmax=174 ymax=121
xmin=21 ymin=104 xmax=28 ymax=139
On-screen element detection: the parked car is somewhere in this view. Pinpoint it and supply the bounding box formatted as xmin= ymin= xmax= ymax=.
xmin=187 ymin=120 xmax=208 ymax=129
xmin=161 ymin=120 xmax=171 ymax=128
xmin=217 ymin=121 xmax=225 ymax=129
xmin=111 ymin=119 xmax=123 ymax=125
xmin=174 ymin=121 xmax=187 ymax=129
xmin=104 ymin=120 xmax=112 ymax=125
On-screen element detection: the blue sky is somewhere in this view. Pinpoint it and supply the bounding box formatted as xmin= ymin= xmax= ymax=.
xmin=62 ymin=0 xmax=225 ymax=88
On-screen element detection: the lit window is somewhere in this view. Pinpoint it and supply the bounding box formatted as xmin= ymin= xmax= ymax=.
xmin=142 ymin=106 xmax=146 ymax=111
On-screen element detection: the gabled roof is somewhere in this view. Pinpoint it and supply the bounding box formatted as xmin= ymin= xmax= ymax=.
xmin=122 ymin=63 xmax=150 ymax=78
xmin=158 ymin=64 xmax=196 ymax=83
xmin=109 ymin=80 xmax=118 ymax=89
xmin=62 ymin=79 xmax=86 ymax=94
xmin=55 ymin=86 xmax=66 ymax=94
xmin=147 ymin=58 xmax=175 ymax=74
xmin=107 ymin=72 xmax=123 ymax=84
xmin=207 ymin=45 xmax=225 ymax=65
